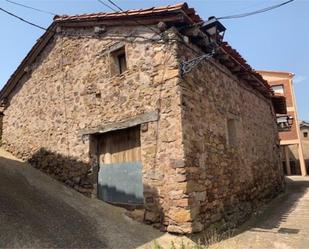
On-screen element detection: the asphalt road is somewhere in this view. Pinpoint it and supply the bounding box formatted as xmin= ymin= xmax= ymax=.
xmin=0 ymin=150 xmax=166 ymax=249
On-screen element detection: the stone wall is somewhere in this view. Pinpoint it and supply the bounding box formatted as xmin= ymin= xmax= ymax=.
xmin=178 ymin=43 xmax=285 ymax=232
xmin=2 ymin=26 xmax=189 ymax=230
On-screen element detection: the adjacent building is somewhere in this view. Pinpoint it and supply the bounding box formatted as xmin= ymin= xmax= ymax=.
xmin=0 ymin=4 xmax=285 ymax=233
xmin=288 ymin=121 xmax=309 ymax=173
xmin=300 ymin=121 xmax=309 ymax=170
xmin=258 ymin=70 xmax=307 ymax=176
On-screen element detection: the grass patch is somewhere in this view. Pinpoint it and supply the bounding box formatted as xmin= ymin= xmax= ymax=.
xmin=151 ymin=228 xmax=234 ymax=249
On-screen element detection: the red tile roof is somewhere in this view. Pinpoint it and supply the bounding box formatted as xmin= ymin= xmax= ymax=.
xmin=221 ymin=42 xmax=271 ymax=91
xmin=54 ymin=3 xmax=202 ymax=23
xmin=0 ymin=2 xmax=274 ymax=103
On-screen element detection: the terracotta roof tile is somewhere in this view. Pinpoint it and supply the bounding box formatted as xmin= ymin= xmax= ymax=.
xmin=1 ymin=2 xmax=272 ymax=101
xmin=53 ymin=2 xmax=203 ymax=24
xmin=221 ymin=42 xmax=271 ymax=91
xmin=54 ymin=3 xmax=200 ymax=23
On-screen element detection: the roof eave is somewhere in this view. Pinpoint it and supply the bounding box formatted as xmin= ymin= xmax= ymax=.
xmin=257 ymin=70 xmax=295 ymax=78
xmin=0 ymin=23 xmax=57 ymax=102
xmin=0 ymin=4 xmax=201 ymax=103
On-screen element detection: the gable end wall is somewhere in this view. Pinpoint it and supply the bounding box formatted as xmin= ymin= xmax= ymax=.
xmin=2 ymin=26 xmax=190 ymax=231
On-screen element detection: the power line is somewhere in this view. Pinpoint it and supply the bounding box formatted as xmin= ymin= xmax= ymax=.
xmin=97 ymin=0 xmax=207 ymax=58
xmin=218 ymin=0 xmax=295 ymax=20
xmin=102 ymin=0 xmax=209 ymax=62
xmin=4 ymin=0 xmax=57 ymax=16
xmin=221 ymin=0 xmax=270 ymax=17
xmin=101 ymin=0 xmax=216 ymax=59
xmin=0 ymin=7 xmax=46 ymax=30
xmin=106 ymin=0 xmax=124 ymax=11
xmin=96 ymin=0 xmax=162 ymax=36
xmin=96 ymin=0 xmax=118 ymax=12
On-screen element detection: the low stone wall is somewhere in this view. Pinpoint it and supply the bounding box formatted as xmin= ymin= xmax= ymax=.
xmin=27 ymin=148 xmax=94 ymax=196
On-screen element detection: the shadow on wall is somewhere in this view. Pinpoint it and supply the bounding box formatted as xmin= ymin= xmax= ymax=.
xmin=190 ymin=177 xmax=309 ymax=246
xmin=252 ymin=177 xmax=309 ymax=231
xmin=27 ymin=148 xmax=94 ymax=197
xmin=122 ymin=183 xmax=166 ymax=231
xmin=286 ymin=146 xmax=302 ymax=175
xmin=27 ymin=148 xmax=166 ymax=230
xmin=143 ymin=184 xmax=166 ymax=231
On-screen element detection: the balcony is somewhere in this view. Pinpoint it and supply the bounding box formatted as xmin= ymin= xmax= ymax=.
xmin=277 ymin=114 xmax=293 ymax=131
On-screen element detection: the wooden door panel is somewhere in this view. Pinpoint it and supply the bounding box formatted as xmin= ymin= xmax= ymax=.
xmin=97 ymin=126 xmax=143 ymax=205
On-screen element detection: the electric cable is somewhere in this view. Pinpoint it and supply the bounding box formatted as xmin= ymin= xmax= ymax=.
xmin=0 ymin=7 xmax=46 ymax=30
xmin=97 ymin=0 xmax=162 ymax=36
xmin=106 ymin=0 xmax=124 ymax=11
xmin=218 ymin=0 xmax=295 ymax=20
xmin=97 ymin=0 xmax=118 ymax=12
xmin=221 ymin=0 xmax=270 ymax=17
xmin=4 ymin=0 xmax=57 ymax=16
xmin=98 ymin=0 xmax=208 ymax=59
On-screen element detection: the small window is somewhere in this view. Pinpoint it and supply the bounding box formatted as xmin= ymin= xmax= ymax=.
xmin=271 ymin=85 xmax=284 ymax=94
xmin=110 ymin=47 xmax=127 ymax=75
xmin=227 ymin=118 xmax=238 ymax=146
xmin=304 ymin=132 xmax=308 ymax=138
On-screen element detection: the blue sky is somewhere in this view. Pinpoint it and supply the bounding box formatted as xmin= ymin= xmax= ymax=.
xmin=1 ymin=0 xmax=308 ymax=120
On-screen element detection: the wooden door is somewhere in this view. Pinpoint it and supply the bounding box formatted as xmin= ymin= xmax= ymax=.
xmin=97 ymin=126 xmax=143 ymax=205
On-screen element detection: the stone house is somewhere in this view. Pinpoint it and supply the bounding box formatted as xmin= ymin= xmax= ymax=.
xmin=0 ymin=3 xmax=285 ymax=233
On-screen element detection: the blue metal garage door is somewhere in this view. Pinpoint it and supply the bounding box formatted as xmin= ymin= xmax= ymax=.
xmin=97 ymin=126 xmax=144 ymax=205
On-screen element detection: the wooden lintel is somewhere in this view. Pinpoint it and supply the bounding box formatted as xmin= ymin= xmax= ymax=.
xmin=80 ymin=111 xmax=159 ymax=136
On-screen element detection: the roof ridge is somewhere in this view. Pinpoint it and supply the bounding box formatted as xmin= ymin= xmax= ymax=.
xmin=54 ymin=2 xmax=190 ymax=22
xmin=0 ymin=2 xmax=271 ymax=102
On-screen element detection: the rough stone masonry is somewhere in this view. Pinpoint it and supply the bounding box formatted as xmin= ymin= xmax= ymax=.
xmin=0 ymin=4 xmax=284 ymax=234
